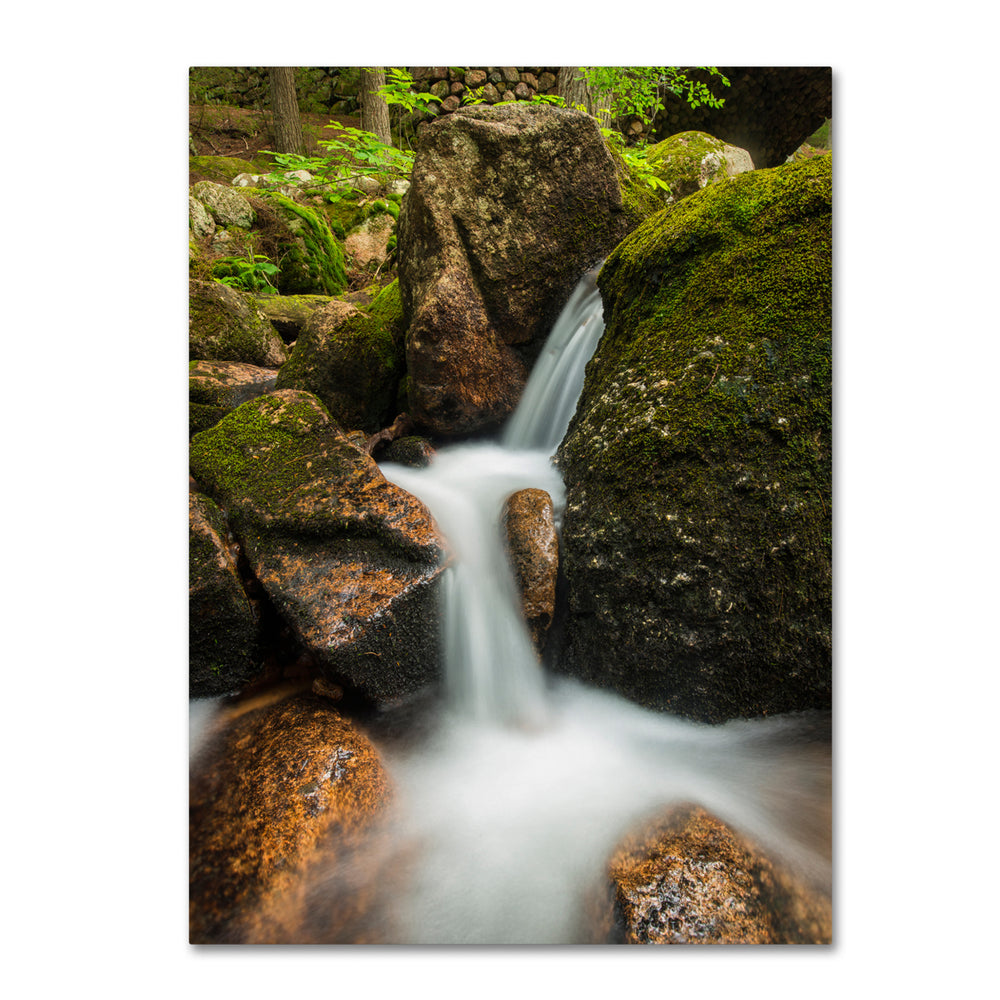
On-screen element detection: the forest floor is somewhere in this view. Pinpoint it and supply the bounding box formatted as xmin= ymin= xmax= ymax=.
xmin=189 ymin=103 xmax=360 ymax=160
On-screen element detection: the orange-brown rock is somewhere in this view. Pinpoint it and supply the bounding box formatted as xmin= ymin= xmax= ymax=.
xmin=189 ymin=390 xmax=448 ymax=703
xmin=501 ymin=488 xmax=558 ymax=652
xmin=189 ymin=692 xmax=390 ymax=943
xmin=605 ymin=805 xmax=832 ymax=944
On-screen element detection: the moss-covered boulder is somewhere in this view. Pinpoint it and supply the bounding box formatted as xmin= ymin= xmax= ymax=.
xmin=190 ymin=691 xmax=390 ymax=943
xmin=398 ymin=103 xmax=631 ymax=437
xmin=248 ymin=191 xmax=348 ymax=296
xmin=189 ymin=493 xmax=260 ymax=695
xmin=644 ymin=131 xmax=755 ymax=206
xmin=189 ymin=359 xmax=279 ymax=436
xmin=254 ymin=293 xmax=336 ymax=343
xmin=189 ymin=279 xmax=289 ymax=366
xmin=556 ymin=156 xmax=832 ymax=723
xmin=274 ymin=294 xmax=405 ymax=435
xmin=188 ymin=390 xmax=447 ymax=703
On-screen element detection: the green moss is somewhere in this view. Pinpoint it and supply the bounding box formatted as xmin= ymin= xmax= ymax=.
xmin=189 ymin=155 xmax=258 ymax=184
xmin=190 ymin=393 xmax=357 ymax=532
xmin=248 ymin=192 xmax=348 ymax=296
xmin=368 ymin=279 xmax=406 ymax=342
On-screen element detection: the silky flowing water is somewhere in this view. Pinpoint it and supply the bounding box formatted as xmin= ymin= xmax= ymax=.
xmin=376 ymin=266 xmax=831 ymax=943
xmin=190 ymin=266 xmax=832 ymax=944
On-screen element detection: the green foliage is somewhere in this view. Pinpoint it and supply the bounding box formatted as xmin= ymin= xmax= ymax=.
xmin=211 ymin=246 xmax=279 ymax=294
xmin=598 ymin=127 xmax=671 ymax=194
xmin=377 ymin=67 xmax=441 ymax=116
xmin=264 ymin=120 xmax=414 ymax=199
xmin=582 ymin=67 xmax=730 ymax=128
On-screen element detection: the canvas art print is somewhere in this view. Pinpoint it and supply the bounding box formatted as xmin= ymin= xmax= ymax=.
xmin=188 ymin=66 xmax=833 ymax=945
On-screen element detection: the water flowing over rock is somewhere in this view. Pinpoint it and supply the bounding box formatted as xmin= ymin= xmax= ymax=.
xmin=188 ymin=390 xmax=447 ymax=703
xmin=606 ymin=804 xmax=832 ymax=944
xmin=501 ymin=488 xmax=559 ymax=653
xmin=557 ymin=156 xmax=832 ymax=723
xmin=189 ymin=278 xmax=289 ymax=366
xmin=397 ymin=103 xmax=630 ymax=437
xmin=189 ymin=691 xmax=390 ymax=943
xmin=189 ymin=492 xmax=260 ymax=696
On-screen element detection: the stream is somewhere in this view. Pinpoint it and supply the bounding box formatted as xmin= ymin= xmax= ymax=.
xmin=375 ymin=266 xmax=831 ymax=943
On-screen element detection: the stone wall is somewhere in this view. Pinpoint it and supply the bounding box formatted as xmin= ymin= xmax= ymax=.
xmin=410 ymin=67 xmax=562 ymax=112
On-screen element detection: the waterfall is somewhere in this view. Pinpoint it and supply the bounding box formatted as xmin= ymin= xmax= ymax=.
xmin=374 ymin=268 xmax=832 ymax=943
xmin=384 ymin=267 xmax=605 ymax=726
xmin=502 ymin=263 xmax=605 ymax=453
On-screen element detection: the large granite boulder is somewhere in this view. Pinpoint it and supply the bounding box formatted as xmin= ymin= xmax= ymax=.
xmin=189 ymin=492 xmax=260 ymax=696
xmin=189 ymin=279 xmax=289 ymax=366
xmin=397 ymin=103 xmax=631 ymax=437
xmin=189 ymin=691 xmax=390 ymax=943
xmin=188 ymin=390 xmax=447 ymax=703
xmin=557 ymin=156 xmax=832 ymax=723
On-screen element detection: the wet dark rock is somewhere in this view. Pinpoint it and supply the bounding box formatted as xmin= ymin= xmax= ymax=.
xmin=188 ymin=359 xmax=279 ymax=436
xmin=189 ymin=492 xmax=260 ymax=696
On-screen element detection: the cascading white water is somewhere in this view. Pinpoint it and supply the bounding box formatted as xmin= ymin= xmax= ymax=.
xmin=376 ymin=267 xmax=832 ymax=943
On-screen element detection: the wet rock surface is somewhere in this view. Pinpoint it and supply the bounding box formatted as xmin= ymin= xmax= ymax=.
xmin=605 ymin=804 xmax=832 ymax=944
xmin=189 ymin=390 xmax=448 ymax=703
xmin=189 ymin=690 xmax=390 ymax=943
xmin=189 ymin=492 xmax=260 ymax=696
xmin=501 ymin=488 xmax=559 ymax=652
xmin=188 ymin=359 xmax=279 ymax=436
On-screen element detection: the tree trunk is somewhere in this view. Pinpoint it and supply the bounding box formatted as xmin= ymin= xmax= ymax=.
xmin=360 ymin=68 xmax=392 ymax=146
xmin=556 ymin=67 xmax=613 ymax=129
xmin=268 ymin=67 xmax=305 ymax=155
